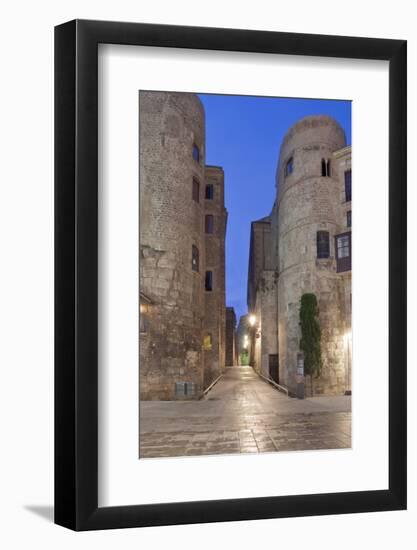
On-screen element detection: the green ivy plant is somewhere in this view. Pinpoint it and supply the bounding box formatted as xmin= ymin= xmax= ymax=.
xmin=299 ymin=293 xmax=322 ymax=396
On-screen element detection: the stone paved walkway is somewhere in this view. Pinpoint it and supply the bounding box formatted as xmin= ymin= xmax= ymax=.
xmin=139 ymin=366 xmax=351 ymax=458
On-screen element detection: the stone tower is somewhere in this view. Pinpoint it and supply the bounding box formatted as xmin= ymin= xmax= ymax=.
xmin=275 ymin=115 xmax=351 ymax=395
xmin=203 ymin=166 xmax=227 ymax=385
xmin=139 ymin=91 xmax=207 ymax=400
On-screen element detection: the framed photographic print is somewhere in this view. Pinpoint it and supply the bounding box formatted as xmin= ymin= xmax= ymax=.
xmin=55 ymin=19 xmax=406 ymax=531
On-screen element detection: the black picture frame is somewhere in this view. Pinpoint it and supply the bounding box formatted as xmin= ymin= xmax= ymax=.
xmin=55 ymin=19 xmax=407 ymax=531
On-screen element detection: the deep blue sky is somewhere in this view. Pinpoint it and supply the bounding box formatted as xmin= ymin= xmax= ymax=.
xmin=199 ymin=94 xmax=351 ymax=322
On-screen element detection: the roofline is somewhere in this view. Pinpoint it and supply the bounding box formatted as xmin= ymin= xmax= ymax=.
xmin=205 ymin=164 xmax=224 ymax=171
xmin=333 ymin=145 xmax=352 ymax=158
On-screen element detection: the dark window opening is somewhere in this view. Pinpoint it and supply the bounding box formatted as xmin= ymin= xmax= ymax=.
xmin=192 ymin=143 xmax=200 ymax=162
xmin=205 ymin=214 xmax=214 ymax=234
xmin=285 ymin=157 xmax=294 ymax=176
xmin=345 ymin=170 xmax=352 ymax=202
xmin=205 ymin=184 xmax=214 ymax=200
xmin=205 ymin=270 xmax=213 ymax=291
xmin=347 ymin=210 xmax=352 ymax=227
xmin=317 ymin=231 xmax=330 ymax=259
xmin=269 ymin=354 xmax=279 ymax=384
xmin=192 ymin=245 xmax=199 ymax=272
xmin=192 ymin=178 xmax=200 ymax=203
xmin=335 ymin=232 xmax=351 ymax=272
xmin=321 ymin=158 xmax=331 ymax=177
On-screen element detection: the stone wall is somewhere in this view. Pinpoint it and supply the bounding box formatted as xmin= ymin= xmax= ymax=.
xmin=203 ymin=166 xmax=227 ymax=385
xmin=139 ymin=91 xmax=226 ymax=400
xmin=275 ymin=115 xmax=351 ymax=395
xmin=247 ymin=216 xmax=273 ymax=311
xmin=252 ymin=270 xmax=278 ymax=378
xmin=225 ymin=307 xmax=237 ymax=366
xmin=236 ymin=314 xmax=250 ymax=363
xmin=248 ymin=115 xmax=352 ymax=396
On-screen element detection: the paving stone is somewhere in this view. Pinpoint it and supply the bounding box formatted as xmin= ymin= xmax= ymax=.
xmin=139 ymin=366 xmax=351 ymax=458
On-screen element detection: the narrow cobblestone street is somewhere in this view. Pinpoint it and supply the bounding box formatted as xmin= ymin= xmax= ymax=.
xmin=139 ymin=366 xmax=351 ymax=458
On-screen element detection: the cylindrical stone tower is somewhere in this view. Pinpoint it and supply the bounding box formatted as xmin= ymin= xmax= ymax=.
xmin=139 ymin=91 xmax=206 ymax=400
xmin=276 ymin=115 xmax=348 ymax=395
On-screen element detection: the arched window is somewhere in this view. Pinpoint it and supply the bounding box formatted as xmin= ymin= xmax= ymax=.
xmin=317 ymin=231 xmax=330 ymax=258
xmin=205 ymin=214 xmax=214 ymax=234
xmin=321 ymin=158 xmax=331 ymax=177
xmin=285 ymin=157 xmax=294 ymax=176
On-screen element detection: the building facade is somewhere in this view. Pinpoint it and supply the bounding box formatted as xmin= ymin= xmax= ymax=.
xmin=247 ymin=216 xmax=278 ymax=379
xmin=225 ymin=307 xmax=238 ymax=366
xmin=248 ymin=115 xmax=352 ymax=396
xmin=139 ymin=91 xmax=227 ymax=400
xmin=203 ymin=166 xmax=228 ymax=385
xmin=236 ymin=314 xmax=250 ymax=365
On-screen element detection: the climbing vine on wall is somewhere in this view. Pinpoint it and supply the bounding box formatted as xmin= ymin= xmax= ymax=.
xmin=299 ymin=293 xmax=322 ymax=395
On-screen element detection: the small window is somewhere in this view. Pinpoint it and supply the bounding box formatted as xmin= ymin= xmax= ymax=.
xmin=203 ymin=334 xmax=212 ymax=350
xmin=347 ymin=210 xmax=352 ymax=227
xmin=337 ymin=235 xmax=350 ymax=258
xmin=192 ymin=245 xmax=199 ymax=272
xmin=285 ymin=157 xmax=294 ymax=176
xmin=205 ymin=271 xmax=213 ymax=291
xmin=317 ymin=231 xmax=330 ymax=259
xmin=205 ymin=214 xmax=214 ymax=234
xmin=205 ymin=184 xmax=214 ymax=200
xmin=175 ymin=382 xmax=196 ymax=396
xmin=192 ymin=178 xmax=200 ymax=203
xmin=192 ymin=143 xmax=200 ymax=162
xmin=321 ymin=158 xmax=331 ymax=177
xmin=335 ymin=232 xmax=351 ymax=272
xmin=345 ymin=170 xmax=352 ymax=202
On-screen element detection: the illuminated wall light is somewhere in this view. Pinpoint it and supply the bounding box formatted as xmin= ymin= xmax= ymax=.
xmin=343 ymin=331 xmax=352 ymax=344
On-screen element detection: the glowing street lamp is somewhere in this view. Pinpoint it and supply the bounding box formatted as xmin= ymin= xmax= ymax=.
xmin=249 ymin=314 xmax=257 ymax=327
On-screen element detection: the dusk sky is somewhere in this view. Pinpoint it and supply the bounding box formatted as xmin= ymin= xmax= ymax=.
xmin=199 ymin=94 xmax=352 ymax=323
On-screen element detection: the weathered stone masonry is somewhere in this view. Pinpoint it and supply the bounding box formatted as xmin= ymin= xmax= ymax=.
xmin=248 ymin=115 xmax=352 ymax=396
xmin=139 ymin=92 xmax=227 ymax=400
xmin=203 ymin=166 xmax=227 ymax=386
xmin=225 ymin=307 xmax=238 ymax=366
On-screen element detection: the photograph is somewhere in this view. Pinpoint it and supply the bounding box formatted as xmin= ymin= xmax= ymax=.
xmin=0 ymin=0 xmax=409 ymax=541
xmin=139 ymin=91 xmax=352 ymax=459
